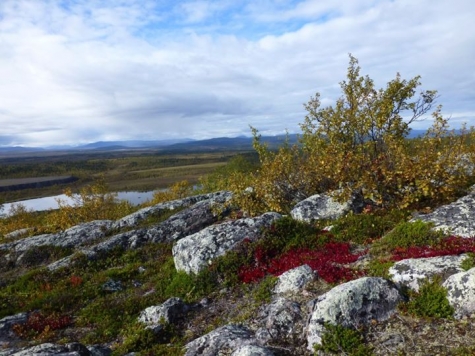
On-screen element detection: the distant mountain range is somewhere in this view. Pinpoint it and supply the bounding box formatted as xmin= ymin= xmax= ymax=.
xmin=76 ymin=139 xmax=195 ymax=150
xmin=0 ymin=130 xmax=434 ymax=156
xmin=0 ymin=135 xmax=300 ymax=155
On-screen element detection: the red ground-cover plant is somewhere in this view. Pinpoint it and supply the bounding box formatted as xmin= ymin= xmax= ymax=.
xmin=13 ymin=311 xmax=72 ymax=339
xmin=391 ymin=236 xmax=475 ymax=261
xmin=70 ymin=275 xmax=83 ymax=287
xmin=238 ymin=241 xmax=364 ymax=284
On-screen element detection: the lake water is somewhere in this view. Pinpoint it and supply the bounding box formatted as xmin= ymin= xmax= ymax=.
xmin=1 ymin=191 xmax=156 ymax=216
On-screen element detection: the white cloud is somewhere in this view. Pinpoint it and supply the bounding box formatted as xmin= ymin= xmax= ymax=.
xmin=0 ymin=0 xmax=474 ymax=146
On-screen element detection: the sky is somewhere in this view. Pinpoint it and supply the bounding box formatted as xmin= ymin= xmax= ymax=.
xmin=0 ymin=0 xmax=474 ymax=147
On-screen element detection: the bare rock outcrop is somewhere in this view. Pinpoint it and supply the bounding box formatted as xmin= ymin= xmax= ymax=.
xmin=113 ymin=191 xmax=231 ymax=229
xmin=0 ymin=220 xmax=114 ymax=255
xmin=48 ymin=194 xmax=231 ymax=271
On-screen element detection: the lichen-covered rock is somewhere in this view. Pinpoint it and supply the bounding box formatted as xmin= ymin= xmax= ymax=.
xmin=411 ymin=191 xmax=475 ymax=237
xmin=4 ymin=342 xmax=93 ymax=355
xmin=173 ymin=212 xmax=282 ymax=274
xmin=185 ymin=324 xmax=256 ymax=356
xmin=273 ymin=264 xmax=316 ymax=295
xmin=290 ymin=192 xmax=364 ymax=222
xmin=307 ymin=277 xmax=402 ymax=350
xmin=48 ymin=196 xmax=233 ymax=271
xmin=231 ymin=345 xmax=275 ymax=356
xmin=112 ymin=191 xmax=232 ymax=229
xmin=10 ymin=193 xmax=232 ymax=272
xmin=0 ymin=312 xmax=27 ymax=344
xmin=389 ymin=255 xmax=467 ymax=292
xmin=0 ymin=220 xmax=114 ymax=255
xmin=4 ymin=228 xmax=33 ymax=240
xmin=47 ymin=229 xmax=147 ymax=271
xmin=86 ymin=345 xmax=111 ymax=356
xmin=145 ymin=195 xmax=231 ymax=243
xmin=442 ymin=267 xmax=475 ymax=319
xmin=255 ymin=297 xmax=304 ymax=345
xmin=138 ymin=297 xmax=190 ymax=332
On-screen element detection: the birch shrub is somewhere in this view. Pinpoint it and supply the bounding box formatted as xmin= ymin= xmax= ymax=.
xmin=230 ymin=55 xmax=475 ymax=215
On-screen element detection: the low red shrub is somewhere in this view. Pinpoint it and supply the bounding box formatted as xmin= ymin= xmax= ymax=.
xmin=391 ymin=236 xmax=475 ymax=261
xmin=70 ymin=275 xmax=83 ymax=287
xmin=13 ymin=311 xmax=72 ymax=339
xmin=238 ymin=241 xmax=364 ymax=284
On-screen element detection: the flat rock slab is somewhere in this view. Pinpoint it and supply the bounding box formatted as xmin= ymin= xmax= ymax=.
xmin=0 ymin=220 xmax=114 ymax=254
xmin=173 ymin=212 xmax=282 ymax=274
xmin=307 ymin=277 xmax=403 ymax=351
xmin=389 ymin=255 xmax=467 ymax=292
xmin=113 ymin=191 xmax=231 ymax=229
xmin=48 ymin=194 xmax=232 ymax=271
xmin=412 ymin=191 xmax=475 ymax=237
xmin=145 ymin=197 xmax=229 ymax=243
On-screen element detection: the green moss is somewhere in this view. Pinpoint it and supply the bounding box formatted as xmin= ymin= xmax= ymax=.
xmin=77 ymin=290 xmax=151 ymax=344
xmin=461 ymin=252 xmax=475 ymax=271
xmin=331 ymin=210 xmax=408 ymax=244
xmin=314 ymin=323 xmax=373 ymax=355
xmin=366 ymin=259 xmax=394 ymax=279
xmin=262 ymin=216 xmax=326 ymax=252
xmin=371 ymin=220 xmax=446 ymax=256
xmin=252 ymin=275 xmax=277 ymax=303
xmin=451 ymin=345 xmax=475 ymax=356
xmin=402 ymin=278 xmax=454 ymax=319
xmin=19 ymin=245 xmax=74 ymax=267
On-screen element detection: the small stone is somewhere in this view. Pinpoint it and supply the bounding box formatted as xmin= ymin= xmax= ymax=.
xmin=102 ymin=279 xmax=123 ymax=292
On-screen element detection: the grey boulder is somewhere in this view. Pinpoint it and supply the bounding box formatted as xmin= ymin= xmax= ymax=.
xmin=443 ymin=267 xmax=475 ymax=319
xmin=291 ymin=191 xmax=364 ymax=223
xmin=306 ymin=277 xmax=403 ymax=351
xmin=138 ymin=297 xmax=190 ymax=332
xmin=255 ymin=297 xmax=304 ymax=345
xmin=185 ymin=324 xmax=256 ymax=356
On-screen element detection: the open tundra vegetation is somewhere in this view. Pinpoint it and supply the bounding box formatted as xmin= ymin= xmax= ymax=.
xmin=1 ymin=56 xmax=475 ymax=355
xmin=0 ymin=149 xmax=257 ymax=204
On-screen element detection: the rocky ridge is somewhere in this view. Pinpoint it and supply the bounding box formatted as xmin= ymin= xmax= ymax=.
xmin=0 ymin=189 xmax=475 ymax=355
